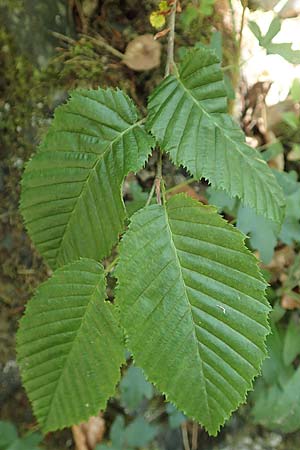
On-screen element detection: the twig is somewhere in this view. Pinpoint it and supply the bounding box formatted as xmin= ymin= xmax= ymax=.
xmin=104 ymin=256 xmax=119 ymax=274
xmin=191 ymin=422 xmax=198 ymax=450
xmin=51 ymin=31 xmax=77 ymax=45
xmin=80 ymin=33 xmax=124 ymax=59
xmin=51 ymin=30 xmax=124 ymax=60
xmin=152 ymin=0 xmax=178 ymax=206
xmin=181 ymin=422 xmax=191 ymax=450
xmin=155 ymin=151 xmax=163 ymax=205
xmin=165 ymin=178 xmax=195 ymax=194
xmin=165 ymin=0 xmax=177 ymax=77
xmin=145 ymin=178 xmax=157 ymax=207
xmin=228 ymin=0 xmax=238 ymax=50
xmin=238 ymin=0 xmax=248 ymax=57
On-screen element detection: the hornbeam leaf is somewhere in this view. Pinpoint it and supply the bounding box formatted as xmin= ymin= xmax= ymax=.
xmin=116 ymin=194 xmax=270 ymax=435
xmin=17 ymin=259 xmax=125 ymax=433
xmin=147 ymin=47 xmax=285 ymax=223
xmin=21 ymin=88 xmax=154 ymax=269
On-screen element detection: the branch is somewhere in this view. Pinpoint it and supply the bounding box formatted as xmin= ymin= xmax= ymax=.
xmin=165 ymin=0 xmax=177 ymax=77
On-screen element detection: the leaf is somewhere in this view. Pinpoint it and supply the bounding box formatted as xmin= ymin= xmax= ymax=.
xmin=206 ymin=187 xmax=238 ymax=216
xmin=266 ymin=43 xmax=300 ymax=64
xmin=210 ymin=31 xmax=222 ymax=60
xmin=274 ymin=170 xmax=300 ymax=245
xmin=150 ymin=11 xmax=166 ymax=29
xmin=116 ymin=194 xmax=270 ymax=435
xmin=199 ymin=0 xmax=215 ymax=17
xmin=236 ymin=206 xmax=280 ymax=264
xmin=147 ymin=47 xmax=285 ymax=223
xmin=166 ymin=403 xmax=186 ymax=429
xmin=283 ymin=316 xmax=300 ymax=366
xmin=259 ymin=324 xmax=293 ymax=387
xmin=248 ymin=21 xmax=263 ymax=42
xmin=0 ymin=422 xmax=43 ymax=450
xmin=0 ymin=421 xmax=18 ymax=450
xmin=17 ymin=259 xmax=125 ymax=433
xmin=207 ymin=187 xmax=279 ymax=263
xmin=252 ymin=367 xmax=300 ymax=433
xmin=21 ymin=88 xmax=154 ymax=269
xmin=110 ymin=415 xmax=125 ymax=449
xmin=11 ymin=433 xmax=43 ymax=450
xmin=261 ymin=141 xmax=284 ymax=162
xmin=125 ymin=181 xmax=150 ymax=217
xmin=125 ymin=417 xmax=158 ymax=448
xmin=180 ymin=5 xmax=199 ymax=28
xmin=97 ymin=415 xmax=157 ymax=450
xmin=249 ymin=18 xmax=300 ymax=64
xmin=261 ymin=17 xmax=281 ymax=46
xmin=120 ymin=366 xmax=153 ymax=411
xmin=291 ymin=78 xmax=300 ymax=102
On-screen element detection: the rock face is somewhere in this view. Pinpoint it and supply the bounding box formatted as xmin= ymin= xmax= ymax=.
xmin=0 ymin=0 xmax=74 ymax=67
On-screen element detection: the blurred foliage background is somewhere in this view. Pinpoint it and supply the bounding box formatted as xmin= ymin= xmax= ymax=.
xmin=1 ymin=0 xmax=300 ymax=449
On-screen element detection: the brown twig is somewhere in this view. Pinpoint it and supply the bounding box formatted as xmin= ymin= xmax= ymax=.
xmin=165 ymin=0 xmax=177 ymax=77
xmin=181 ymin=422 xmax=191 ymax=450
xmin=191 ymin=422 xmax=198 ymax=450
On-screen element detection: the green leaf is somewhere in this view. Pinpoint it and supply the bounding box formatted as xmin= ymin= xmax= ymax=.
xmin=283 ymin=253 xmax=300 ymax=293
xmin=17 ymin=259 xmax=124 ymax=433
xmin=236 ymin=206 xmax=280 ymax=264
xmin=252 ymin=367 xmax=300 ymax=433
xmin=120 ymin=366 xmax=153 ymax=411
xmin=266 ymin=43 xmax=300 ymax=64
xmin=283 ymin=316 xmax=300 ymax=366
xmin=125 ymin=182 xmax=151 ymax=217
xmin=249 ymin=19 xmax=300 ymax=64
xmin=248 ymin=21 xmax=263 ymax=42
xmin=274 ymin=170 xmax=300 ymax=245
xmin=0 ymin=422 xmax=43 ymax=450
xmin=110 ymin=415 xmax=125 ymax=449
xmin=125 ymin=417 xmax=158 ymax=448
xmin=282 ymin=111 xmax=299 ymax=130
xmin=206 ymin=187 xmax=238 ymax=216
xmin=261 ymin=17 xmax=281 ymax=46
xmin=9 ymin=433 xmax=43 ymax=450
xmin=98 ymin=415 xmax=157 ymax=450
xmin=261 ymin=141 xmax=284 ymax=162
xmin=180 ymin=4 xmax=199 ymax=28
xmin=0 ymin=421 xmax=18 ymax=450
xmin=147 ymin=47 xmax=284 ymax=223
xmin=210 ymin=31 xmax=222 ymax=60
xmin=260 ymin=324 xmax=293 ymax=387
xmin=291 ymin=78 xmax=300 ymax=102
xmin=21 ymin=88 xmax=154 ymax=269
xmin=116 ymin=194 xmax=270 ymax=435
xmin=166 ymin=403 xmax=186 ymax=429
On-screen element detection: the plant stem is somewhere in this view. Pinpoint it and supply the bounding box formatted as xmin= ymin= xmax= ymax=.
xmin=81 ymin=33 xmax=125 ymax=59
xmin=155 ymin=150 xmax=163 ymax=205
xmin=228 ymin=0 xmax=248 ymax=114
xmin=238 ymin=0 xmax=248 ymax=57
xmin=105 ymin=256 xmax=119 ymax=274
xmin=165 ymin=178 xmax=196 ymax=194
xmin=145 ymin=178 xmax=157 ymax=207
xmin=181 ymin=422 xmax=191 ymax=450
xmin=151 ymin=0 xmax=178 ymax=206
xmin=191 ymin=422 xmax=198 ymax=450
xmin=228 ymin=0 xmax=238 ymax=50
xmin=165 ymin=0 xmax=177 ymax=77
